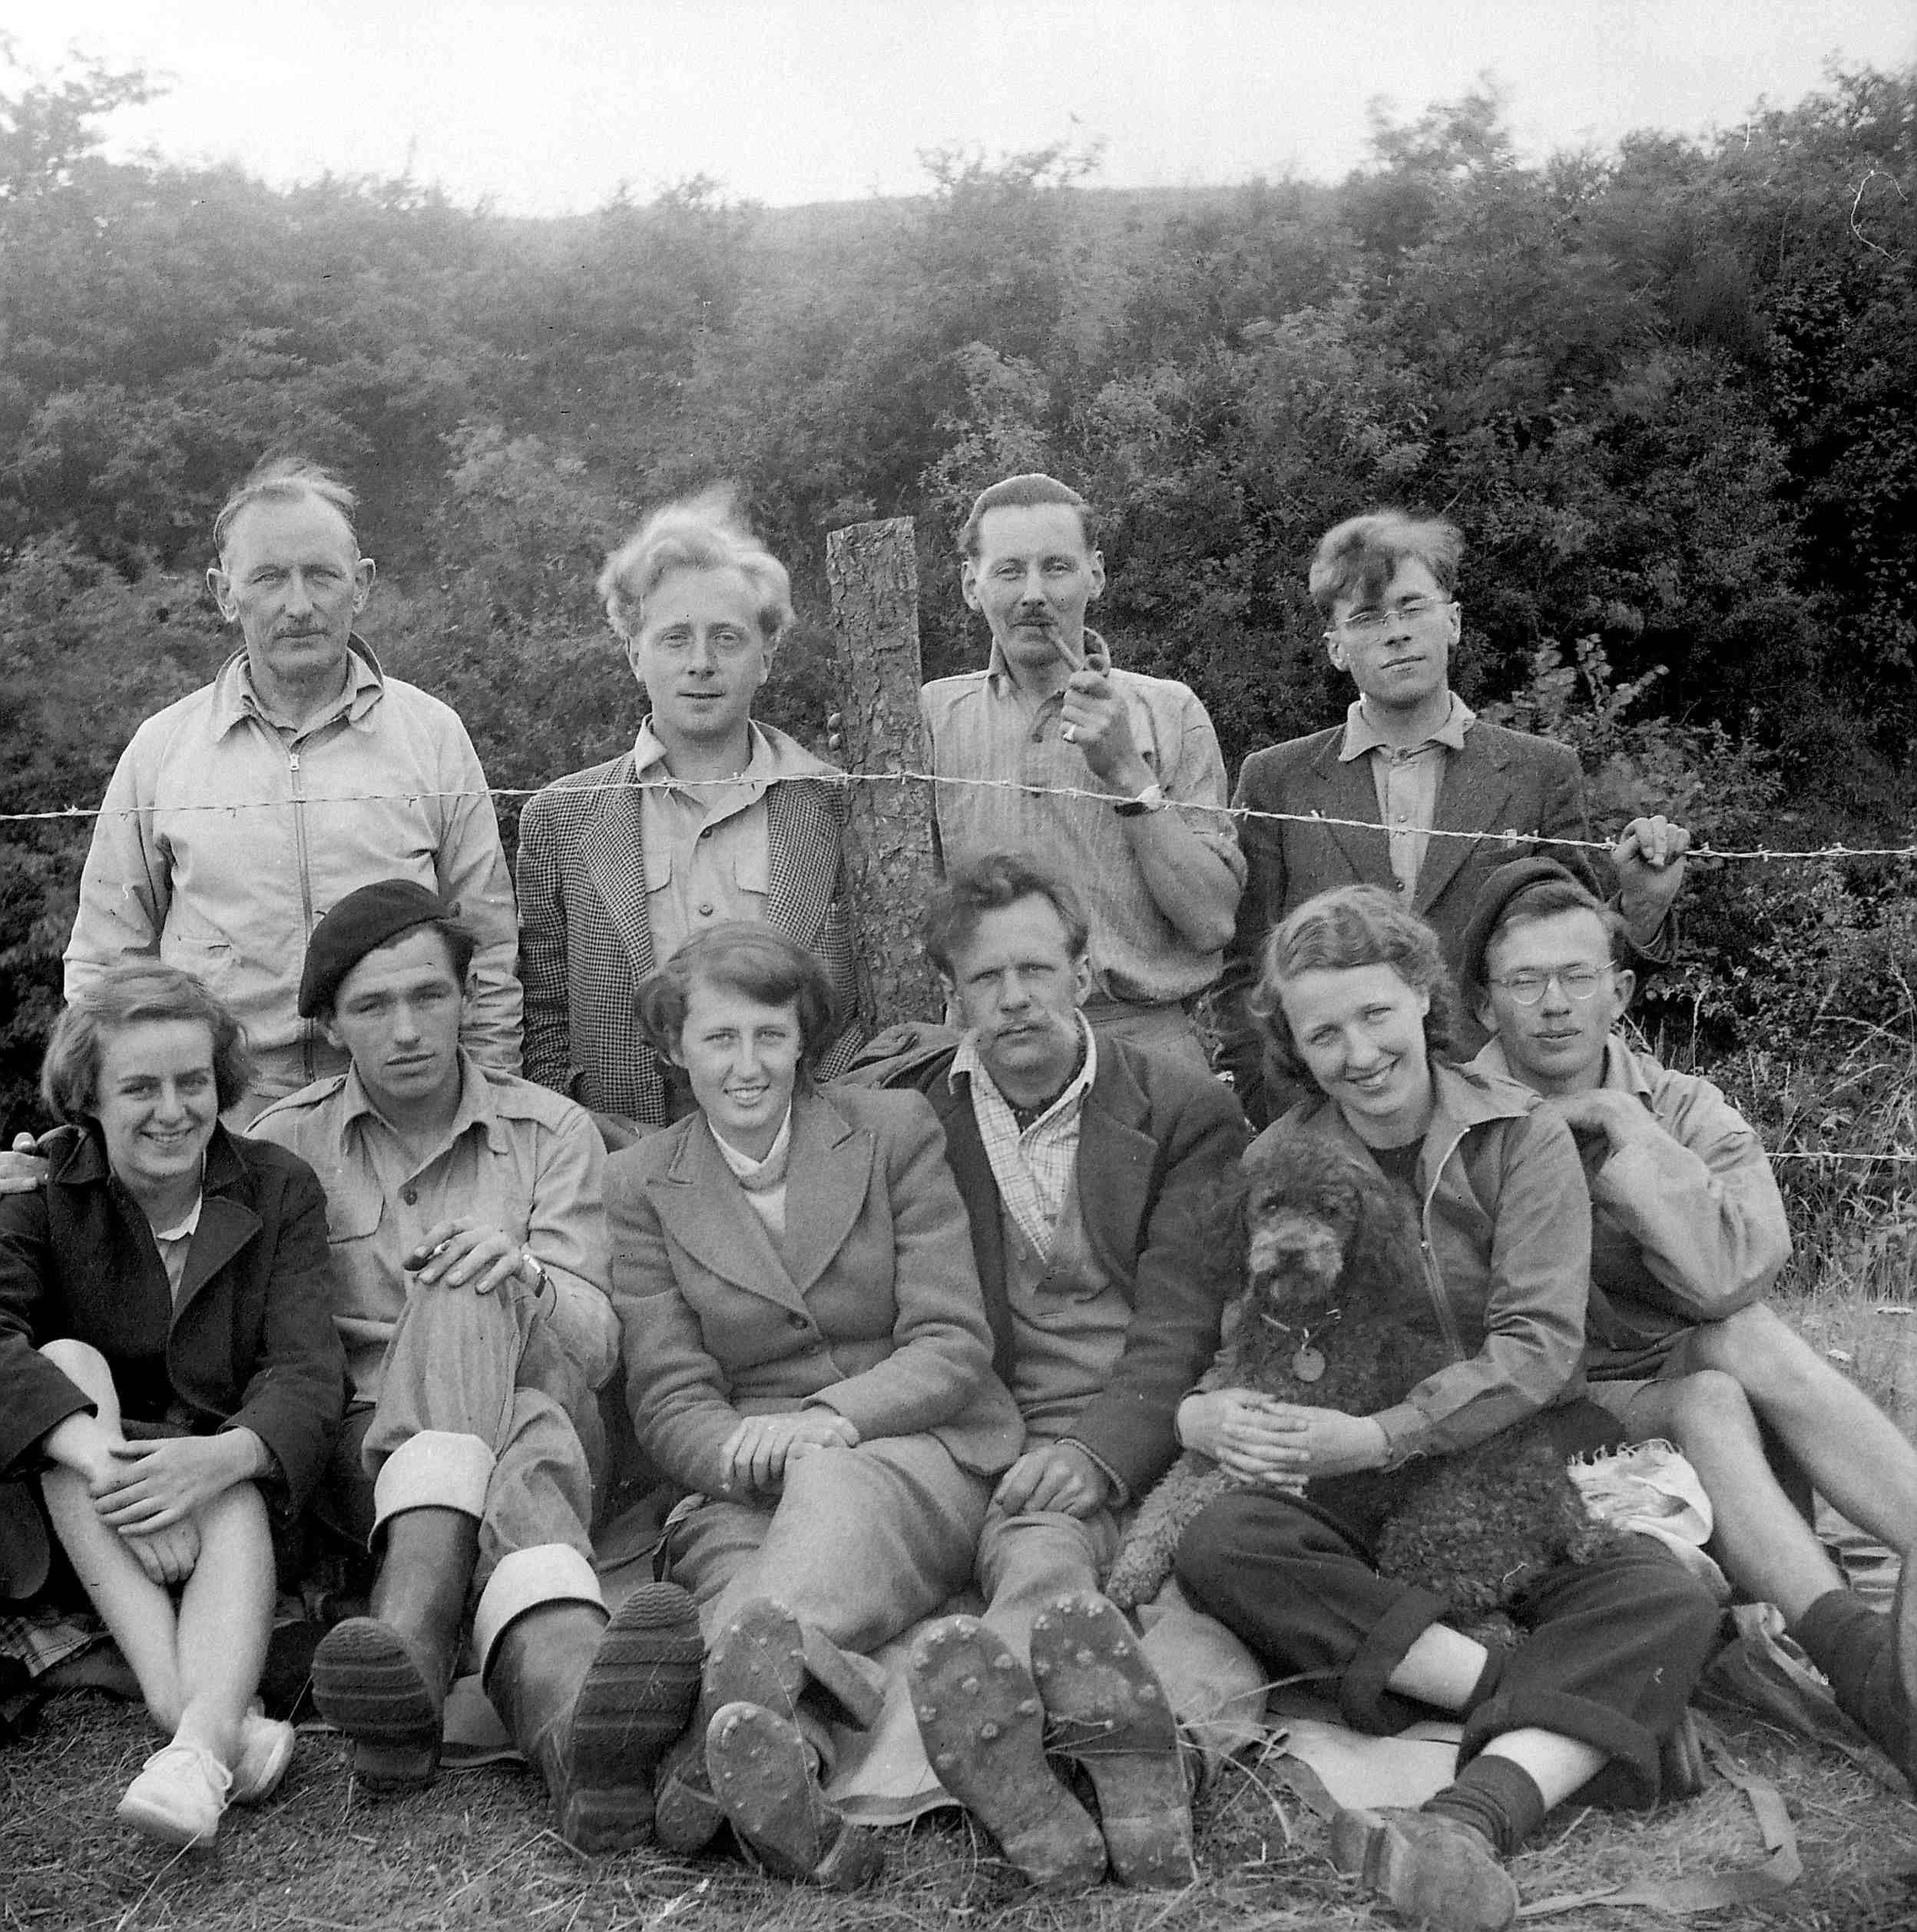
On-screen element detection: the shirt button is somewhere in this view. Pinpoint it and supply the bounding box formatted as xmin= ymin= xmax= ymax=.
xmin=699 ymin=827 xmax=712 ymax=839
xmin=698 ymin=901 xmax=715 ymax=918
xmin=402 ymin=1187 xmax=418 ymax=1204
xmin=1395 ymin=878 xmax=1408 ymax=892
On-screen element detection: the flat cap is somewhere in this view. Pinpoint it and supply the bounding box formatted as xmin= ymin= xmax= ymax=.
xmin=1456 ymin=856 xmax=1593 ymax=993
xmin=298 ymin=878 xmax=459 ymax=1018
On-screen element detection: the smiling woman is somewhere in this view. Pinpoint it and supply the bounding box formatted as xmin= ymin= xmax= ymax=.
xmin=606 ymin=921 xmax=1021 ymax=1887
xmin=0 ymin=964 xmax=345 ymax=1850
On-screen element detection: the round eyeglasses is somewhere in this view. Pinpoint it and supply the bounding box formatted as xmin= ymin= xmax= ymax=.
xmin=1489 ymin=965 xmax=1611 ymax=1006
xmin=1331 ymin=594 xmax=1452 ymax=640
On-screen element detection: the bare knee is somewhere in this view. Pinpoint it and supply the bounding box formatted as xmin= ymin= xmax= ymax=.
xmin=1687 ymin=1305 xmax=1819 ymax=1404
xmin=1660 ymin=1368 xmax=1762 ymax=1462
xmin=38 ymin=1338 xmax=124 ymax=1428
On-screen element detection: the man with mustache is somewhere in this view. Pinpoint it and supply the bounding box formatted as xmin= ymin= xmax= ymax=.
xmin=58 ymin=455 xmax=521 ymax=1120
xmin=919 ymin=475 xmax=1243 ymax=1074
xmin=1218 ymin=510 xmax=1688 ymax=1125
xmin=894 ymin=854 xmax=1257 ymax=1890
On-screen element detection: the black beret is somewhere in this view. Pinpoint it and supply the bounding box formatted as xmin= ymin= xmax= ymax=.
xmin=1456 ymin=857 xmax=1591 ymax=994
xmin=298 ymin=879 xmax=459 ymax=1018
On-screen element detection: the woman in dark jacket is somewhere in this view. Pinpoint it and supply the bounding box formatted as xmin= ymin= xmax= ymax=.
xmin=0 ymin=964 xmax=344 ymax=1848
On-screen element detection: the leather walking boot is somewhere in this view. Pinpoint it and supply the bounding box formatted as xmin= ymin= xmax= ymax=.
xmin=486 ymin=1584 xmax=704 ymax=1854
xmin=312 ymin=1504 xmax=479 ymax=1789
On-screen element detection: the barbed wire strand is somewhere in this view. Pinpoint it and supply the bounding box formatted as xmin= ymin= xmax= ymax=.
xmin=2 ymin=767 xmax=1914 ymax=862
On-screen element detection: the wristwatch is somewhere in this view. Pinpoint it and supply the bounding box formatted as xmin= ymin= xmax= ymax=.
xmin=1113 ymin=781 xmax=1169 ymax=818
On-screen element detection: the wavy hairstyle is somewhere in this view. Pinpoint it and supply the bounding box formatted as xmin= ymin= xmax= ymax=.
xmin=597 ymin=486 xmax=794 ymax=647
xmin=634 ymin=921 xmax=839 ymax=1073
xmin=43 ymin=964 xmax=257 ymax=1124
xmin=1250 ymin=884 xmax=1462 ymax=1090
xmin=1308 ymin=510 xmax=1462 ymax=620
xmin=922 ymin=851 xmax=1090 ymax=978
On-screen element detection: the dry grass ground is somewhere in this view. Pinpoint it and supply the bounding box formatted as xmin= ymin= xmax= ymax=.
xmin=6 ymin=1681 xmax=1917 ymax=1932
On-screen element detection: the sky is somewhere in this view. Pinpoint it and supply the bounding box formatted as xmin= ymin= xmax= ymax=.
xmin=6 ymin=0 xmax=1914 ymax=214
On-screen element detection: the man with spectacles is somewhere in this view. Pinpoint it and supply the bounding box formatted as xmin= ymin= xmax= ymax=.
xmin=1218 ymin=510 xmax=1687 ymax=1124
xmin=1460 ymin=856 xmax=1917 ymax=1786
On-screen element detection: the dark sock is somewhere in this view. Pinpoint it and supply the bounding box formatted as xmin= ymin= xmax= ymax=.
xmin=1793 ymin=1588 xmax=1909 ymax=1758
xmin=1462 ymin=1641 xmax=1508 ymax=1714
xmin=1423 ymin=1754 xmax=1547 ymax=1859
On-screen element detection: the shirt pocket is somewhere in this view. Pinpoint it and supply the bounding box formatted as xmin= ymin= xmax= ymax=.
xmin=160 ymin=908 xmax=237 ymax=993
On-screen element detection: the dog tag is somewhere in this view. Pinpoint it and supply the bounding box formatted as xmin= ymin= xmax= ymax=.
xmin=1291 ymin=1344 xmax=1326 ymax=1384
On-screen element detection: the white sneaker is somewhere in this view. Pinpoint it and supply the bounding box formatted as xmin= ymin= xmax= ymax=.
xmin=231 ymin=1709 xmax=296 ymax=1805
xmin=117 ymin=1742 xmax=233 ymax=1847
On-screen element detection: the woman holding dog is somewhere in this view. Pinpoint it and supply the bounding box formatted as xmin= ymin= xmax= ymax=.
xmin=608 ymin=922 xmax=1022 ymax=1890
xmin=1173 ymin=885 xmax=1722 ymax=1932
xmin=0 ymin=964 xmax=345 ymax=1848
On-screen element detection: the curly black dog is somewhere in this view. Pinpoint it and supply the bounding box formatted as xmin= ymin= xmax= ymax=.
xmin=1107 ymin=1123 xmax=1616 ymax=1643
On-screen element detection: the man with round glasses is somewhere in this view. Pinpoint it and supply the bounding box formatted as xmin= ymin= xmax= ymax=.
xmin=1461 ymin=856 xmax=1917 ymax=1787
xmin=1218 ymin=510 xmax=1687 ymax=1123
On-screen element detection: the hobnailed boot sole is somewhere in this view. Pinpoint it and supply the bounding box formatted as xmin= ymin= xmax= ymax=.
xmin=1329 ymin=1805 xmax=1518 ymax=1932
xmin=553 ymin=1584 xmax=704 ymax=1854
xmin=1029 ymin=1593 xmax=1194 ymax=1888
xmin=655 ymin=1597 xmax=809 ymax=1855
xmin=907 ymin=1616 xmax=1105 ymax=1889
xmin=311 ymin=1616 xmax=445 ymax=1789
xmin=705 ymin=1701 xmax=882 ymax=1890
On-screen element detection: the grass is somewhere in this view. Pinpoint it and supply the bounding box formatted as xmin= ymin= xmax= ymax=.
xmin=5 ymin=1665 xmax=1917 ymax=1932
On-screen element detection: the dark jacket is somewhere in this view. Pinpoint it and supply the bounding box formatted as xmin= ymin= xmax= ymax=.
xmin=920 ymin=1035 xmax=1250 ymax=1499
xmin=0 ymin=1123 xmax=346 ymax=1517
xmin=1218 ymin=717 xmax=1598 ymax=1123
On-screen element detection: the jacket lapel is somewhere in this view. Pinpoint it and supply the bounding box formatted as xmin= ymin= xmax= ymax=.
xmin=1308 ymin=735 xmax=1393 ymax=887
xmin=928 ymin=1074 xmax=1015 ymax=1380
xmin=1415 ymin=726 xmax=1514 ymax=916
xmin=171 ymin=1130 xmax=260 ymax=1321
xmin=647 ymin=1119 xmax=810 ymax=1318
xmin=581 ymin=754 xmax=657 ymax=986
xmin=1076 ymin=1050 xmax=1156 ymax=1281
xmin=779 ymin=1089 xmax=876 ymax=1298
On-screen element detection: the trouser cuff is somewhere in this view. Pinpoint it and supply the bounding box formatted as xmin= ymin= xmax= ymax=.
xmin=473 ymin=1543 xmax=606 ymax=1682
xmin=1339 ymin=1586 xmax=1450 ymax=1734
xmin=371 ymin=1430 xmax=495 ymax=1545
xmin=1459 ymin=1689 xmax=1663 ymax=1807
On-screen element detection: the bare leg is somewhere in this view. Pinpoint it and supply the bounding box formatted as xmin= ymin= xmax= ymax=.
xmin=37 ymin=1341 xmax=185 ymax=1732
xmin=1625 ymin=1368 xmax=1843 ymax=1622
xmin=1387 ymin=1628 xmax=1607 ymax=1808
xmin=168 ymin=1482 xmax=273 ymax=1768
xmin=1685 ymin=1306 xmax=1917 ymax=1554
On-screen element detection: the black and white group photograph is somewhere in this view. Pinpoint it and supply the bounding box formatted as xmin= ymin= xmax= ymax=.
xmin=2 ymin=2 xmax=1915 ymax=1927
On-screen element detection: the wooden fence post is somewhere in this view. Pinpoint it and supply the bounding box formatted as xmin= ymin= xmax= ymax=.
xmin=826 ymin=515 xmax=942 ymax=1033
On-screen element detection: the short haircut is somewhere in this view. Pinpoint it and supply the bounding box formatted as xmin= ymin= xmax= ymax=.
xmin=1483 ymin=877 xmax=1629 ymax=978
xmin=1250 ymin=884 xmax=1462 ymax=1088
xmin=42 ymin=964 xmax=257 ymax=1124
xmin=598 ymin=486 xmax=794 ymax=646
xmin=958 ymin=474 xmax=1098 ymax=560
xmin=1308 ymin=511 xmax=1463 ymax=619
xmin=634 ymin=922 xmax=839 ymax=1070
xmin=214 ymin=455 xmax=359 ymax=565
xmin=922 ymin=852 xmax=1091 ymax=978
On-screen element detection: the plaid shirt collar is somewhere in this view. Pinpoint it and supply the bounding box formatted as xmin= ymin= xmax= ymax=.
xmin=950 ymin=1016 xmax=1098 ymax=1259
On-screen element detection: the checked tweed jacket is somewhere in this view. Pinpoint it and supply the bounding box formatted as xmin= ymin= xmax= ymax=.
xmin=516 ymin=743 xmax=864 ymax=1126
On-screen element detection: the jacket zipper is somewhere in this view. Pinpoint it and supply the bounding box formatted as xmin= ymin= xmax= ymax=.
xmin=1417 ymin=1123 xmax=1469 ymax=1361
xmin=286 ymin=741 xmax=317 ymax=1083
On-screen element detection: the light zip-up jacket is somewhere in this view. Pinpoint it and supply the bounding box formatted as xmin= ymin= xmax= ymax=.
xmin=64 ymin=641 xmax=521 ymax=1114
xmin=1270 ymin=1057 xmax=1591 ymax=1465
xmin=1472 ymin=1035 xmax=1790 ymax=1376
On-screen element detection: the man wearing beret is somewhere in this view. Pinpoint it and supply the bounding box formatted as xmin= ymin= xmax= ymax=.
xmin=1217 ymin=509 xmax=1689 ymax=1124
xmin=250 ymin=882 xmax=700 ymax=1851
xmin=1460 ymin=855 xmax=1917 ymax=1783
